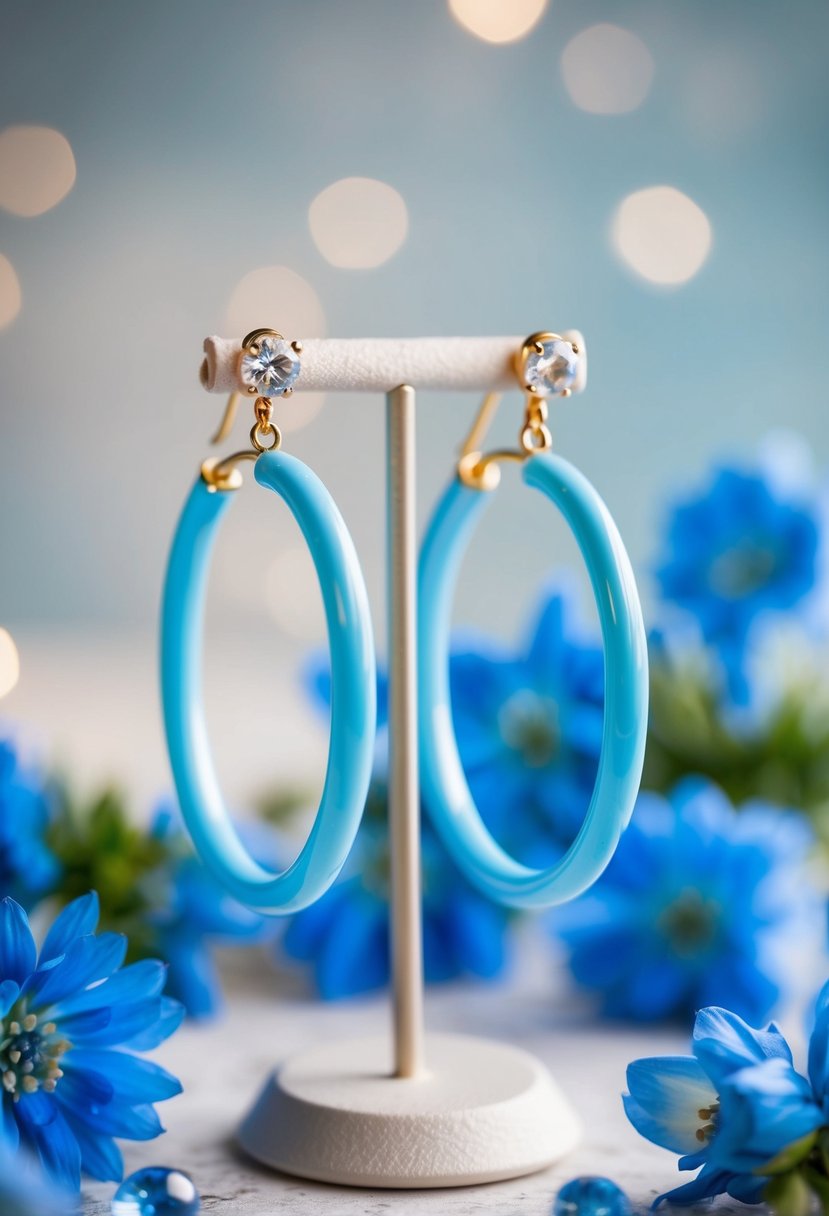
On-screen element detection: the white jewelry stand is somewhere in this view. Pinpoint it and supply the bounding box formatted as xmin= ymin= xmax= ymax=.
xmin=201 ymin=334 xmax=586 ymax=1188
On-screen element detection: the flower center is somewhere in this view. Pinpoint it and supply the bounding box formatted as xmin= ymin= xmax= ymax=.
xmin=498 ymin=690 xmax=560 ymax=767
xmin=658 ymin=888 xmax=721 ymax=958
xmin=707 ymin=543 xmax=777 ymax=600
xmin=1 ymin=1010 xmax=68 ymax=1101
xmin=696 ymin=1102 xmax=719 ymax=1143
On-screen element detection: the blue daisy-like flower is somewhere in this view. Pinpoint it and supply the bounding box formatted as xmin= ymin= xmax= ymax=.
xmin=554 ymin=779 xmax=814 ymax=1023
xmin=0 ymin=735 xmax=59 ymax=909
xmin=308 ymin=584 xmax=602 ymax=863
xmin=655 ymin=453 xmax=824 ymax=702
xmin=624 ymin=997 xmax=829 ymax=1206
xmin=0 ymin=893 xmax=183 ymax=1191
xmin=281 ymin=781 xmax=509 ymax=1000
xmin=448 ymin=585 xmax=604 ymax=861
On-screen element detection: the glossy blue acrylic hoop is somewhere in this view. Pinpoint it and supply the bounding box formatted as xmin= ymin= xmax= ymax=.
xmin=419 ymin=452 xmax=648 ymax=910
xmin=160 ymin=450 xmax=376 ymax=915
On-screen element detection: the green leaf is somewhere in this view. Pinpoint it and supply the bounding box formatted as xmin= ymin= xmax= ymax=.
xmin=256 ymin=785 xmax=314 ymax=826
xmin=818 ymin=1128 xmax=829 ymax=1177
xmin=802 ymin=1166 xmax=829 ymax=1216
xmin=761 ymin=1132 xmax=820 ymax=1175
xmin=764 ymin=1170 xmax=815 ymax=1216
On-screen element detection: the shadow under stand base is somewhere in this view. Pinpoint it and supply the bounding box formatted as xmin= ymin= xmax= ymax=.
xmin=238 ymin=1031 xmax=581 ymax=1188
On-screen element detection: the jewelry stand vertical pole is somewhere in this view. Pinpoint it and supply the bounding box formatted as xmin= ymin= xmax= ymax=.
xmin=204 ymin=335 xmax=587 ymax=1187
xmin=386 ymin=384 xmax=425 ymax=1078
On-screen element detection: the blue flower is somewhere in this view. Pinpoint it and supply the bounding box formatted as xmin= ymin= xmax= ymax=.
xmin=144 ymin=808 xmax=267 ymax=1019
xmin=281 ymin=782 xmax=510 ymax=999
xmin=306 ymin=583 xmax=603 ymax=870
xmin=0 ymin=735 xmax=59 ymax=909
xmin=655 ymin=452 xmax=824 ymax=702
xmin=447 ymin=585 xmax=604 ymax=861
xmin=0 ymin=893 xmax=183 ymax=1192
xmin=554 ymin=779 xmax=814 ymax=1022
xmin=624 ymin=1004 xmax=826 ymax=1206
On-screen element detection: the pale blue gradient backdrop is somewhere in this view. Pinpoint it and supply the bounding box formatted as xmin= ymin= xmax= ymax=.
xmin=1 ymin=0 xmax=828 ymax=644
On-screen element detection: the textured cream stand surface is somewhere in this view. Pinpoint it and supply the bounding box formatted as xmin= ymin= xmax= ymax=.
xmin=238 ymin=1033 xmax=580 ymax=1187
xmin=200 ymin=333 xmax=588 ymax=394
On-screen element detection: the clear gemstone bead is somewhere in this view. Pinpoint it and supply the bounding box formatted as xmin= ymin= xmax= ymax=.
xmin=523 ymin=338 xmax=580 ymax=397
xmin=240 ymin=336 xmax=300 ymax=398
xmin=111 ymin=1167 xmax=200 ymax=1216
xmin=554 ymin=1176 xmax=631 ymax=1216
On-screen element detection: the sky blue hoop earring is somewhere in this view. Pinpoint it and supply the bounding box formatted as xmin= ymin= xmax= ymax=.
xmin=419 ymin=333 xmax=648 ymax=910
xmin=160 ymin=329 xmax=377 ymax=915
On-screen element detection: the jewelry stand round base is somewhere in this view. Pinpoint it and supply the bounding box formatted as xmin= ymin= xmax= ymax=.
xmin=237 ymin=1032 xmax=581 ymax=1189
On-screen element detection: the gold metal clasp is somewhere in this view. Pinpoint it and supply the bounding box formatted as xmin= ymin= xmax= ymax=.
xmin=457 ymin=391 xmax=552 ymax=491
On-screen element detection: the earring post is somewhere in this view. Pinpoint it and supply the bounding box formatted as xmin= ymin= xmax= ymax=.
xmin=386 ymin=383 xmax=425 ymax=1080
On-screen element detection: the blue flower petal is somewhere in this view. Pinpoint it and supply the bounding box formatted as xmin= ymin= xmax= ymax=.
xmin=55 ymin=1067 xmax=114 ymax=1110
xmin=64 ymin=1117 xmax=123 ymax=1182
xmin=653 ymin=1163 xmax=735 ymax=1208
xmin=283 ymin=885 xmax=350 ymax=962
xmin=19 ymin=1100 xmax=81 ymax=1193
xmin=64 ymin=1095 xmax=163 ymax=1140
xmin=51 ymin=958 xmax=166 ymax=1017
xmin=0 ymin=898 xmax=36 ymax=986
xmin=28 ymin=932 xmax=127 ymax=1010
xmin=38 ymin=893 xmax=100 ymax=966
xmin=61 ymin=999 xmax=163 ymax=1047
xmin=65 ymin=1050 xmax=181 ymax=1104
xmin=159 ymin=936 xmax=222 ymax=1020
xmin=54 ymin=1006 xmax=112 ymax=1040
xmin=710 ymin=1057 xmax=823 ymax=1174
xmin=447 ymin=893 xmax=506 ymax=979
xmin=624 ymin=1056 xmax=717 ymax=1155
xmin=726 ymin=1173 xmax=767 ymax=1204
xmin=0 ymin=979 xmax=19 ymax=1017
xmin=0 ymin=1094 xmax=19 ymax=1151
xmin=120 ymin=996 xmax=185 ymax=1051
xmin=809 ymin=980 xmax=829 ymax=1114
xmin=316 ymin=893 xmax=389 ymax=999
xmin=693 ymin=1007 xmax=793 ymax=1087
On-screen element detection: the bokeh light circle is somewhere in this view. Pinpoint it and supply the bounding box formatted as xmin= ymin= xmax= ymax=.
xmin=0 ymin=628 xmax=20 ymax=699
xmin=226 ymin=266 xmax=327 ymax=339
xmin=448 ymin=0 xmax=548 ymax=44
xmin=0 ymin=126 xmax=76 ymax=217
xmin=0 ymin=255 xmax=22 ymax=329
xmin=309 ymin=177 xmax=408 ymax=269
xmin=561 ymin=24 xmax=654 ymax=115
xmin=612 ymin=186 xmax=712 ymax=286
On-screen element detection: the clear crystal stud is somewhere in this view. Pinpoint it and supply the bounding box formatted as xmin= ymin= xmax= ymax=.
xmin=240 ymin=335 xmax=301 ymax=398
xmin=522 ymin=335 xmax=580 ymax=397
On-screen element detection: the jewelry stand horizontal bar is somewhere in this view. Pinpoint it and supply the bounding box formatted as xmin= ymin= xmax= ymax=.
xmin=201 ymin=333 xmax=587 ymax=394
xmin=209 ymin=331 xmax=587 ymax=1188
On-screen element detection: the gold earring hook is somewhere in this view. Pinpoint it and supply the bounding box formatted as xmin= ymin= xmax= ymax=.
xmin=457 ymin=332 xmax=579 ymax=491
xmin=210 ymin=391 xmax=242 ymax=446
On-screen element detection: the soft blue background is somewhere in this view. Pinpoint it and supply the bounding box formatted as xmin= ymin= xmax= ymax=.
xmin=1 ymin=0 xmax=827 ymax=644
